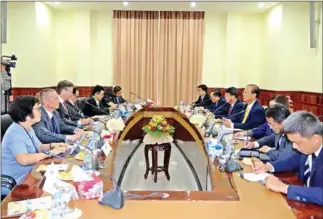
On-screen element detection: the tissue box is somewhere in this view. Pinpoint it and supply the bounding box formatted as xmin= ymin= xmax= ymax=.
xmin=74 ymin=173 xmax=103 ymax=200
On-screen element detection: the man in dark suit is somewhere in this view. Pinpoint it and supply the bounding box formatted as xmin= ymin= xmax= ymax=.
xmin=234 ymin=95 xmax=290 ymax=140
xmin=223 ymin=87 xmax=245 ymax=123
xmin=254 ymin=111 xmax=322 ymax=205
xmin=193 ymin=84 xmax=212 ymax=108
xmin=33 ymin=88 xmax=83 ymax=143
xmin=83 ymin=85 xmax=111 ymax=117
xmin=66 ymin=88 xmax=87 ymax=121
xmin=223 ymin=84 xmax=265 ymax=130
xmin=207 ymin=89 xmax=228 ymax=118
xmin=56 ymin=81 xmax=93 ymax=127
xmin=245 ymin=104 xmax=295 ymax=161
xmin=110 ymin=86 xmax=127 ymax=105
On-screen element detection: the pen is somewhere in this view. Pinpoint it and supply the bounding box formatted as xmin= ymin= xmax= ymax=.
xmin=251 ymin=152 xmax=256 ymax=169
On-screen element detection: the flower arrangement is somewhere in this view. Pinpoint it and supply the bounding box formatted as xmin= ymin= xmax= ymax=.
xmin=142 ymin=115 xmax=175 ymax=137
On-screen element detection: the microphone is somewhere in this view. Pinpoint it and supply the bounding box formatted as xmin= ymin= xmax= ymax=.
xmin=194 ymin=97 xmax=211 ymax=107
xmin=204 ymin=102 xmax=229 ymax=125
xmin=129 ymin=91 xmax=143 ymax=100
xmin=226 ymin=110 xmax=246 ymax=120
xmin=85 ymin=101 xmax=109 ymax=115
xmin=83 ymin=126 xmax=104 ymax=149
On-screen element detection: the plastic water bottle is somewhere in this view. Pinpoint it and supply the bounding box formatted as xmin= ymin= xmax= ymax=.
xmin=206 ymin=138 xmax=217 ymax=162
xmin=83 ymin=152 xmax=94 ymax=170
xmin=51 ymin=192 xmax=68 ymax=218
xmin=214 ymin=142 xmax=224 ymax=157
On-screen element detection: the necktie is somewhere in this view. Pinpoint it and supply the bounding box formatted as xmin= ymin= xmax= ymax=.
xmin=276 ymin=135 xmax=283 ymax=149
xmin=116 ymin=97 xmax=120 ymax=104
xmin=51 ymin=116 xmax=58 ymax=134
xmin=228 ymin=105 xmax=233 ymax=116
xmin=242 ymin=106 xmax=250 ymax=123
xmin=63 ymin=102 xmax=68 ymax=110
xmin=303 ymin=154 xmax=317 ymax=187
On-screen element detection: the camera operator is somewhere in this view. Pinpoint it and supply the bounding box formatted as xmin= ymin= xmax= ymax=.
xmin=1 ymin=61 xmax=12 ymax=114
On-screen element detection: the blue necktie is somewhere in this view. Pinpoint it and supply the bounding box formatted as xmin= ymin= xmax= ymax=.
xmin=116 ymin=97 xmax=120 ymax=104
xmin=303 ymin=154 xmax=317 ymax=187
xmin=51 ymin=116 xmax=58 ymax=134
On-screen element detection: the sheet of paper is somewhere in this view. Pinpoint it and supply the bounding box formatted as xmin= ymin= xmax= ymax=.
xmin=102 ymin=142 xmax=112 ymax=157
xmin=71 ymin=165 xmax=93 ymax=182
xmin=8 ymin=196 xmax=52 ymax=216
xmin=240 ymin=173 xmax=269 ymax=182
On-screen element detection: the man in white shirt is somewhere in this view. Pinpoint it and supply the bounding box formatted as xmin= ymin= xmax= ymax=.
xmin=253 ymin=111 xmax=322 ymax=205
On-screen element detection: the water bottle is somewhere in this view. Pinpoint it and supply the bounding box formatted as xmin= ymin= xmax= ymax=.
xmin=51 ymin=192 xmax=68 ymax=218
xmin=214 ymin=141 xmax=224 ymax=157
xmin=206 ymin=138 xmax=217 ymax=162
xmin=83 ymin=152 xmax=94 ymax=170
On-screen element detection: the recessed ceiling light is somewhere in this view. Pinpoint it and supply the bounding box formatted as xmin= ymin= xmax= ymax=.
xmin=190 ymin=2 xmax=196 ymax=7
xmin=53 ymin=1 xmax=60 ymax=5
xmin=258 ymin=3 xmax=265 ymax=8
xmin=123 ymin=1 xmax=129 ymax=6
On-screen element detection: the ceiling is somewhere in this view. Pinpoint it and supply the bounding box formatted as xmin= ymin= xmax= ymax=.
xmin=45 ymin=1 xmax=278 ymax=13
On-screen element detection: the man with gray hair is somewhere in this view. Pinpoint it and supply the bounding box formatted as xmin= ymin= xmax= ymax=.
xmin=253 ymin=111 xmax=322 ymax=205
xmin=33 ymin=88 xmax=83 ymax=143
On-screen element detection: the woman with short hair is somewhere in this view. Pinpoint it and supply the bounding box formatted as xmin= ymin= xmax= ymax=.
xmin=1 ymin=96 xmax=68 ymax=185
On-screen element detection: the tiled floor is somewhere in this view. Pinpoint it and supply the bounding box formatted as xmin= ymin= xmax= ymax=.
xmin=119 ymin=142 xmax=200 ymax=191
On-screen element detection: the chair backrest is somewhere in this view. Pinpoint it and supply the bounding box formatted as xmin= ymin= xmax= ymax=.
xmin=76 ymin=97 xmax=89 ymax=112
xmin=1 ymin=114 xmax=13 ymax=139
xmin=104 ymin=87 xmax=115 ymax=102
xmin=1 ymin=174 xmax=16 ymax=200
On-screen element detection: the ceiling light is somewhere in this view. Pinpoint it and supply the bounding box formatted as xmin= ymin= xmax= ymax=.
xmin=123 ymin=1 xmax=129 ymax=6
xmin=53 ymin=1 xmax=60 ymax=5
xmin=190 ymin=2 xmax=196 ymax=7
xmin=258 ymin=3 xmax=265 ymax=8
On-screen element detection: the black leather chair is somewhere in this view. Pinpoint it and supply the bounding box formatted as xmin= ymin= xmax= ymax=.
xmin=76 ymin=97 xmax=89 ymax=112
xmin=1 ymin=175 xmax=16 ymax=201
xmin=1 ymin=114 xmax=13 ymax=139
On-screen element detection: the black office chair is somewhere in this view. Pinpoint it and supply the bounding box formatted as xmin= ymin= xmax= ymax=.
xmin=104 ymin=87 xmax=115 ymax=103
xmin=1 ymin=114 xmax=13 ymax=139
xmin=1 ymin=175 xmax=16 ymax=201
xmin=76 ymin=97 xmax=89 ymax=112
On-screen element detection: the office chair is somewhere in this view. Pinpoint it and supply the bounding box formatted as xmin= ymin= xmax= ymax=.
xmin=1 ymin=114 xmax=13 ymax=139
xmin=76 ymin=97 xmax=89 ymax=112
xmin=1 ymin=175 xmax=16 ymax=201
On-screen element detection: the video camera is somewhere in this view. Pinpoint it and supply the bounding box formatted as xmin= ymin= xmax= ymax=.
xmin=1 ymin=55 xmax=17 ymax=72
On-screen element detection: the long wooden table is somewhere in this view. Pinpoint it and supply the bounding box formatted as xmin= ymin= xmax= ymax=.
xmin=1 ymin=107 xmax=322 ymax=219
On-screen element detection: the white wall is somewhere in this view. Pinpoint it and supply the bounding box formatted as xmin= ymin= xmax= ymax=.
xmin=260 ymin=2 xmax=322 ymax=92
xmin=2 ymin=2 xmax=322 ymax=93
xmin=2 ymin=2 xmax=56 ymax=87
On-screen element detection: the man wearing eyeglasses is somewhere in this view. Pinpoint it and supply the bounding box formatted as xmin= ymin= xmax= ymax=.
xmin=222 ymin=84 xmax=265 ymax=130
xmin=56 ymin=80 xmax=93 ymax=127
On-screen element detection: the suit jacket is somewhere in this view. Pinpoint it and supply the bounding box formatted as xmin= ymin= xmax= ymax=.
xmin=208 ymin=97 xmax=228 ymax=118
xmin=270 ymin=148 xmax=323 ymax=205
xmin=226 ymin=99 xmax=245 ymax=123
xmin=193 ymin=94 xmax=212 ymax=108
xmin=111 ymin=95 xmax=127 ymax=105
xmin=65 ymin=100 xmax=85 ymax=121
xmin=250 ymin=122 xmax=273 ymax=140
xmin=257 ymin=133 xmax=296 ymax=160
xmin=83 ymin=97 xmax=109 ymax=117
xmin=233 ymin=100 xmax=266 ymax=130
xmin=33 ymin=107 xmax=75 ymax=143
xmin=56 ymin=102 xmax=78 ymax=127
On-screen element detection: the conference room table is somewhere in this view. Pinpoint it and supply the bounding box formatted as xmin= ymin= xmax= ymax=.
xmin=1 ymin=107 xmax=322 ymax=219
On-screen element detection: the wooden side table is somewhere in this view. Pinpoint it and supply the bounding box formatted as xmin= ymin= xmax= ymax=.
xmin=144 ymin=143 xmax=172 ymax=183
